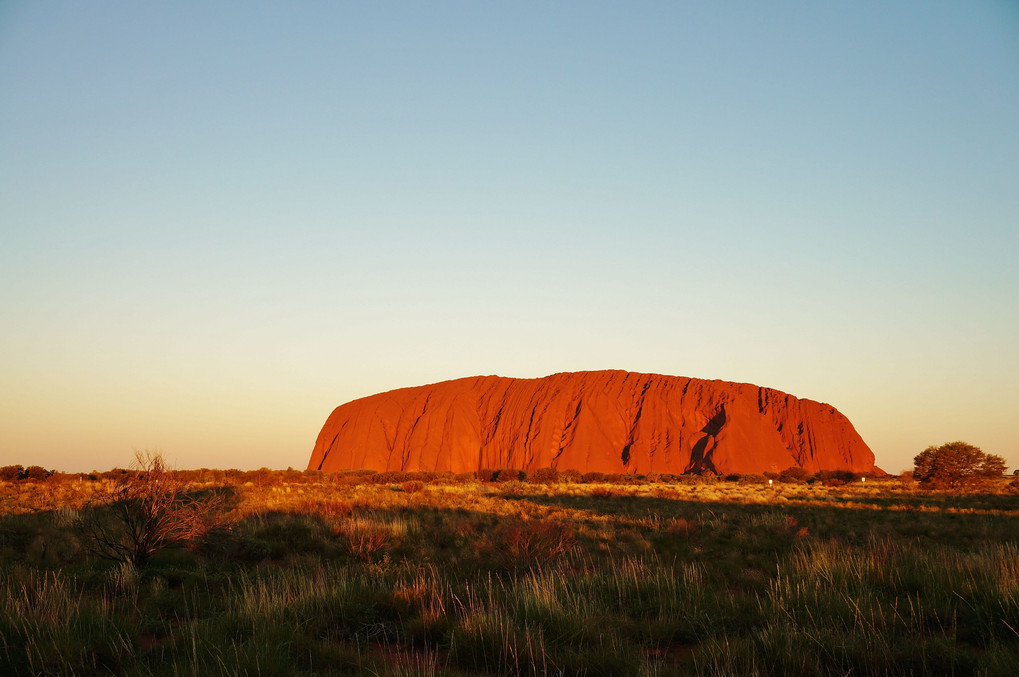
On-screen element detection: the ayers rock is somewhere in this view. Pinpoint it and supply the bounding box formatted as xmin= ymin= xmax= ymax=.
xmin=309 ymin=371 xmax=877 ymax=475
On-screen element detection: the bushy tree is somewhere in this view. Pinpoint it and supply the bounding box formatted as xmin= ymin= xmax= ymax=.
xmin=22 ymin=465 xmax=51 ymax=481
xmin=77 ymin=451 xmax=224 ymax=566
xmin=0 ymin=465 xmax=24 ymax=481
xmin=913 ymin=441 xmax=1006 ymax=489
xmin=0 ymin=465 xmax=52 ymax=481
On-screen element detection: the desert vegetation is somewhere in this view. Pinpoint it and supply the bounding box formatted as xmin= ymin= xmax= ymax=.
xmin=2 ymin=461 xmax=1018 ymax=675
xmin=912 ymin=441 xmax=1007 ymax=489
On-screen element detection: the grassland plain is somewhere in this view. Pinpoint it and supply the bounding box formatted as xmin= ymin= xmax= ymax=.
xmin=1 ymin=469 xmax=1018 ymax=676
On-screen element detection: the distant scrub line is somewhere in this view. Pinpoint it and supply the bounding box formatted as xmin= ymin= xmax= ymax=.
xmin=2 ymin=464 xmax=881 ymax=487
xmin=8 ymin=463 xmax=1019 ymax=497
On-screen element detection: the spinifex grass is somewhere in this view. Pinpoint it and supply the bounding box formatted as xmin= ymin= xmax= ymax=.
xmin=1 ymin=472 xmax=1017 ymax=675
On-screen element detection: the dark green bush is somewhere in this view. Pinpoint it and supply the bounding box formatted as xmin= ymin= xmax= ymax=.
xmin=559 ymin=468 xmax=583 ymax=483
xmin=816 ymin=469 xmax=859 ymax=483
xmin=0 ymin=465 xmax=24 ymax=481
xmin=483 ymin=469 xmax=527 ymax=482
xmin=529 ymin=467 xmax=560 ymax=484
xmin=22 ymin=466 xmax=51 ymax=481
xmin=779 ymin=467 xmax=810 ymax=483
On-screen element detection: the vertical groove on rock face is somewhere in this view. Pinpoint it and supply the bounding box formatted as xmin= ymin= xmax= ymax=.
xmin=621 ymin=377 xmax=652 ymax=469
xmin=309 ymin=370 xmax=877 ymax=475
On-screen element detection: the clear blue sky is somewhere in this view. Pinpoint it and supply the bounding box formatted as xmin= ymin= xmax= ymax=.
xmin=1 ymin=1 xmax=1016 ymax=473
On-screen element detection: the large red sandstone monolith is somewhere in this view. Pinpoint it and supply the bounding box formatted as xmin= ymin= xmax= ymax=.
xmin=309 ymin=371 xmax=876 ymax=475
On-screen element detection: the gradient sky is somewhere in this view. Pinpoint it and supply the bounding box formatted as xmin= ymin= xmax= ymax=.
xmin=1 ymin=1 xmax=1016 ymax=474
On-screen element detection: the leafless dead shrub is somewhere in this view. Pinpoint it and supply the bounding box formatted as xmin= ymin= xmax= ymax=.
xmin=402 ymin=480 xmax=426 ymax=493
xmin=76 ymin=451 xmax=225 ymax=566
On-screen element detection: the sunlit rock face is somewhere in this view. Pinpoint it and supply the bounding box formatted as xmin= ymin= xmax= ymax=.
xmin=309 ymin=371 xmax=876 ymax=475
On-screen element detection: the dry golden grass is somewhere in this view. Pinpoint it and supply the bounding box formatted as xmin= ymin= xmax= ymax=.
xmin=3 ymin=471 xmax=1018 ymax=520
xmin=3 ymin=469 xmax=1019 ymax=675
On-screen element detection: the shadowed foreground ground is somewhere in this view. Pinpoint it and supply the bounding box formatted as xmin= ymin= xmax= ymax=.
xmin=2 ymin=470 xmax=1018 ymax=675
